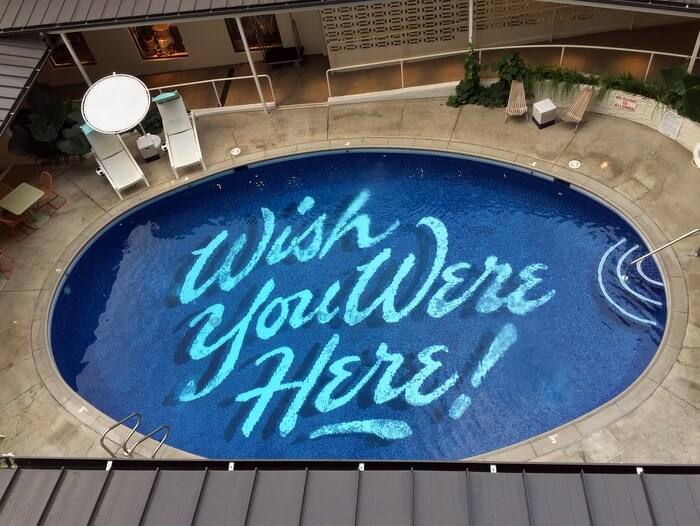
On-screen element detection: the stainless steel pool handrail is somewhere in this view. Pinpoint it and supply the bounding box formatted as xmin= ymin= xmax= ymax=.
xmin=99 ymin=412 xmax=169 ymax=459
xmin=100 ymin=412 xmax=141 ymax=457
xmin=628 ymin=227 xmax=700 ymax=268
xmin=123 ymin=425 xmax=170 ymax=459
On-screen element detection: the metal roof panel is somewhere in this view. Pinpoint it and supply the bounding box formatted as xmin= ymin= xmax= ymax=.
xmin=193 ymin=470 xmax=256 ymax=526
xmin=12 ymin=0 xmax=41 ymax=28
xmin=301 ymin=470 xmax=358 ymax=526
xmin=357 ymin=471 xmax=412 ymax=526
xmin=246 ymin=470 xmax=306 ymax=526
xmin=646 ymin=474 xmax=700 ymax=526
xmin=43 ymin=470 xmax=110 ymax=526
xmin=469 ymin=472 xmax=530 ymax=526
xmin=142 ymin=470 xmax=207 ymax=526
xmin=584 ymin=473 xmax=654 ymax=526
xmin=414 ymin=470 xmax=471 ymax=526
xmin=90 ymin=470 xmax=158 ymax=526
xmin=0 ymin=469 xmax=62 ymax=526
xmin=525 ymin=473 xmax=591 ymax=526
xmin=56 ymin=0 xmax=85 ymax=24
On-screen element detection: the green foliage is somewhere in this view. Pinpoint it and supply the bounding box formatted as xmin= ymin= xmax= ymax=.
xmin=659 ymin=65 xmax=700 ymax=121
xmin=492 ymin=51 xmax=527 ymax=82
xmin=448 ymin=49 xmax=527 ymax=109
xmin=447 ymin=45 xmax=482 ymax=107
xmin=447 ymin=48 xmax=700 ymax=125
xmin=8 ymin=83 xmax=90 ymax=163
xmin=596 ymin=72 xmax=664 ymax=102
xmin=141 ymin=106 xmax=163 ymax=135
xmin=524 ymin=65 xmax=594 ymax=99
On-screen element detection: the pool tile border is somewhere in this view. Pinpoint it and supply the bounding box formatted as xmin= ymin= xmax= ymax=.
xmin=32 ymin=138 xmax=688 ymax=461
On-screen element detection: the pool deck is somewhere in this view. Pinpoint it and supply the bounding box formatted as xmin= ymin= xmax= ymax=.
xmin=1 ymin=99 xmax=699 ymax=462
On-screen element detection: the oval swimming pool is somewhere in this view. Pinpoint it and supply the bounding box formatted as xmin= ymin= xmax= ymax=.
xmin=50 ymin=150 xmax=667 ymax=460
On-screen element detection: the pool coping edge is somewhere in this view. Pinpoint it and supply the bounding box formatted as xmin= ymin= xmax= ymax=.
xmin=32 ymin=140 xmax=687 ymax=462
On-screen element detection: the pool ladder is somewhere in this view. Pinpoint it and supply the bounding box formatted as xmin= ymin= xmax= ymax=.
xmin=627 ymin=227 xmax=700 ymax=270
xmin=99 ymin=413 xmax=170 ymax=459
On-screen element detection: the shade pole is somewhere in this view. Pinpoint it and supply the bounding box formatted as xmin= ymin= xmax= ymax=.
xmin=689 ymin=27 xmax=700 ymax=74
xmin=59 ymin=33 xmax=92 ymax=86
xmin=235 ymin=17 xmax=268 ymax=114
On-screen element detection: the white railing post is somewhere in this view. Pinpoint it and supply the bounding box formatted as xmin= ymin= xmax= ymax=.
xmin=643 ymin=53 xmax=654 ymax=82
xmin=211 ymin=81 xmax=221 ymax=107
xmin=559 ymin=46 xmax=565 ymax=67
xmin=400 ymin=61 xmax=405 ymax=89
xmin=549 ymin=8 xmax=556 ymax=43
xmin=235 ymin=17 xmax=268 ymax=115
xmin=468 ymin=0 xmax=474 ymax=46
xmin=689 ymin=28 xmax=700 ymax=75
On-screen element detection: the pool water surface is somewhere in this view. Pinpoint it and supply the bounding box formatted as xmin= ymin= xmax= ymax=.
xmin=51 ymin=150 xmax=666 ymax=459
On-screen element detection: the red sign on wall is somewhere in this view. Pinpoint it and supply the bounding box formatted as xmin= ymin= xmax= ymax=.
xmin=614 ymin=94 xmax=637 ymax=112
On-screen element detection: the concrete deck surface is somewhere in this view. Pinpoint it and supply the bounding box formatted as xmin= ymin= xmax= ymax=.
xmin=0 ymin=99 xmax=698 ymax=462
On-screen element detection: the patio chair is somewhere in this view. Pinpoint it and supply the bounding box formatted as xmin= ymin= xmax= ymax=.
xmin=36 ymin=171 xmax=66 ymax=215
xmin=505 ymin=80 xmax=528 ymax=123
xmin=0 ymin=211 xmax=32 ymax=241
xmin=0 ymin=182 xmax=13 ymax=198
xmin=81 ymin=124 xmax=150 ymax=200
xmin=0 ymin=251 xmax=15 ymax=279
xmin=153 ymin=91 xmax=206 ymax=178
xmin=561 ymin=86 xmax=594 ymax=133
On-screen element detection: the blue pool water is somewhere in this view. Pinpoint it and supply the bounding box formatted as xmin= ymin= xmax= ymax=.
xmin=51 ymin=150 xmax=666 ymax=460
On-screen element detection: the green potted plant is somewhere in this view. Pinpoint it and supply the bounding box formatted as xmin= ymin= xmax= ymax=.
xmin=8 ymin=83 xmax=91 ymax=163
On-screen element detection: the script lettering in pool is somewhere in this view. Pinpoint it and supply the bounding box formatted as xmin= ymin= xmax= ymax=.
xmin=174 ymin=190 xmax=555 ymax=441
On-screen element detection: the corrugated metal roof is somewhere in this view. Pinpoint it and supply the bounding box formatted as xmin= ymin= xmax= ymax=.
xmin=0 ymin=0 xmax=699 ymax=35
xmin=0 ymin=0 xmax=368 ymax=35
xmin=3 ymin=458 xmax=700 ymax=525
xmin=544 ymin=0 xmax=700 ymax=16
xmin=0 ymin=34 xmax=51 ymax=136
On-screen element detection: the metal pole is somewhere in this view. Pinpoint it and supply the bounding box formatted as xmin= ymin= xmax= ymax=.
xmin=549 ymin=9 xmax=556 ymax=43
xmin=643 ymin=53 xmax=654 ymax=82
xmin=235 ymin=17 xmax=268 ymax=115
xmin=468 ymin=0 xmax=474 ymax=45
xmin=59 ymin=33 xmax=92 ymax=86
xmin=689 ymin=28 xmax=700 ymax=74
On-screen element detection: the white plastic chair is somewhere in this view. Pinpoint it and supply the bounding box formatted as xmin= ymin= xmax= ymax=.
xmin=153 ymin=91 xmax=206 ymax=178
xmin=81 ymin=124 xmax=150 ymax=200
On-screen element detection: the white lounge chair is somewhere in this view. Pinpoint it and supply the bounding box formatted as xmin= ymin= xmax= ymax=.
xmin=81 ymin=124 xmax=150 ymax=200
xmin=153 ymin=91 xmax=206 ymax=178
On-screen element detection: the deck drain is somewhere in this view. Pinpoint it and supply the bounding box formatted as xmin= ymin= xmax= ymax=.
xmin=568 ymin=159 xmax=581 ymax=169
xmin=230 ymin=147 xmax=241 ymax=156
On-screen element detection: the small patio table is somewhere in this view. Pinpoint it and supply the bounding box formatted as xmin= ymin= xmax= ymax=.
xmin=0 ymin=182 xmax=49 ymax=228
xmin=81 ymin=73 xmax=151 ymax=134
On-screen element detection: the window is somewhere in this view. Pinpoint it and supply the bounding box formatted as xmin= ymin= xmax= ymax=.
xmin=227 ymin=16 xmax=282 ymax=52
xmin=129 ymin=24 xmax=188 ymax=60
xmin=50 ymin=32 xmax=96 ymax=68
